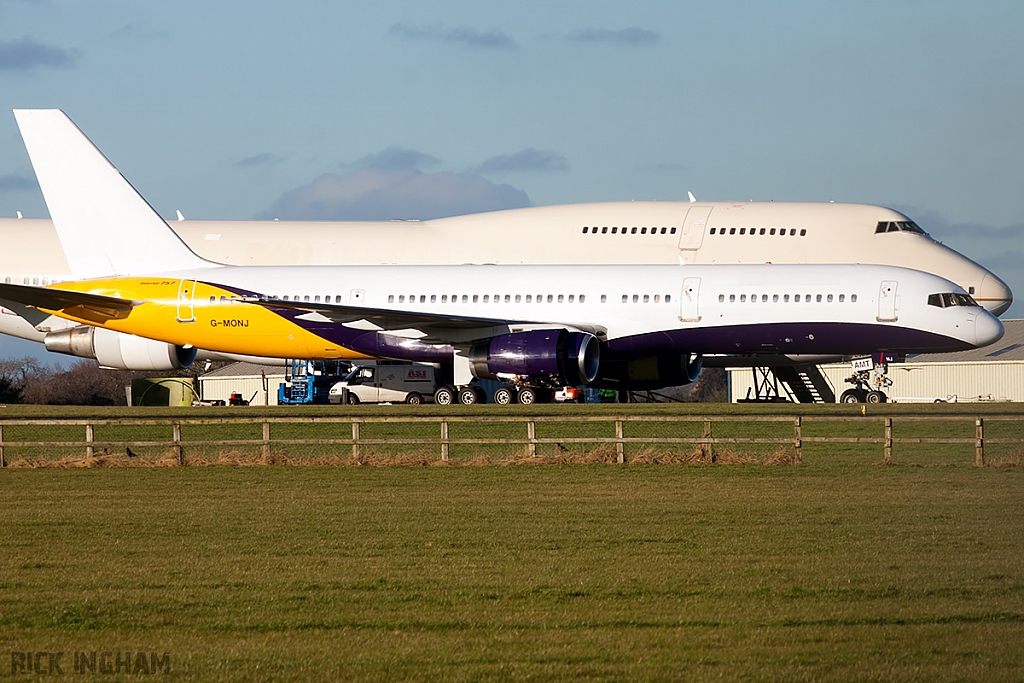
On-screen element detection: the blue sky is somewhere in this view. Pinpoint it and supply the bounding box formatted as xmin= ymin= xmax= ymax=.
xmin=1 ymin=0 xmax=1023 ymax=360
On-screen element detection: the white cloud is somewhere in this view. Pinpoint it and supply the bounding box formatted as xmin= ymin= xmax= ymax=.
xmin=472 ymin=148 xmax=568 ymax=174
xmin=0 ymin=37 xmax=77 ymax=70
xmin=259 ymin=167 xmax=529 ymax=221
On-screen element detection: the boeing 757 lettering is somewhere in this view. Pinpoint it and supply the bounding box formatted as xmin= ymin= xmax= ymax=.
xmin=0 ymin=109 xmax=1003 ymax=402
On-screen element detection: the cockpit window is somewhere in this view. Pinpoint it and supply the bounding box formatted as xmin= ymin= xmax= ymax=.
xmin=928 ymin=292 xmax=980 ymax=308
xmin=876 ymin=220 xmax=927 ymax=235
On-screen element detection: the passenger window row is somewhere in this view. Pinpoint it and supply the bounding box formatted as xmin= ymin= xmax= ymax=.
xmin=581 ymin=226 xmax=677 ymax=235
xmin=718 ymin=293 xmax=858 ymax=304
xmin=5 ymin=276 xmax=62 ymax=285
xmin=388 ymin=293 xmax=588 ymax=304
xmin=708 ymin=226 xmax=806 ymax=237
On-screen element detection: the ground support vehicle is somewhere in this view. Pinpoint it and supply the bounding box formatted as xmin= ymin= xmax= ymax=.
xmin=277 ymin=360 xmax=351 ymax=404
xmin=330 ymin=362 xmax=440 ymax=405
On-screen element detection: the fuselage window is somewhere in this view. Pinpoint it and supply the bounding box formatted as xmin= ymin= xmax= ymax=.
xmin=670 ymin=227 xmax=677 ymax=234
xmin=632 ymin=294 xmax=639 ymax=303
xmin=794 ymin=294 xmax=800 ymax=302
xmin=665 ymin=294 xmax=671 ymax=303
xmin=600 ymin=295 xmax=607 ymax=303
xmin=654 ymin=294 xmax=660 ymax=302
xmin=719 ymin=294 xmax=725 ymax=303
xmin=611 ymin=227 xmax=618 ymax=234
xmin=773 ymin=294 xmax=779 ymax=302
xmin=838 ymin=294 xmax=845 ymax=302
xmin=851 ymin=294 xmax=858 ymax=303
xmin=209 ymin=295 xmax=216 ymax=303
xmin=800 ymin=229 xmax=807 ymax=236
xmin=759 ymin=228 xmax=766 ymax=235
xmin=601 ymin=227 xmax=608 ymax=234
xmin=789 ymin=229 xmax=795 ymax=236
xmin=504 ymin=294 xmax=510 ymax=303
xmin=769 ymin=228 xmax=776 ymax=235
xmin=740 ymin=294 xmax=747 ymax=303
xmin=710 ymin=228 xmax=716 ymax=235
xmin=580 ymin=295 xmax=586 ymax=303
xmin=827 ymin=294 xmax=833 ymax=302
xmin=622 ymin=295 xmax=628 ymax=303
xmin=388 ymin=295 xmax=394 ymax=303
xmin=660 ymin=227 xmax=667 ymax=234
xmin=568 ymin=294 xmax=574 ymax=303
xmin=471 ymin=295 xmax=478 ymax=303
xmin=643 ymin=294 xmax=649 ymax=303
xmin=739 ymin=228 xmax=746 ymax=235
xmin=303 ymin=295 xmax=309 ymax=302
xmin=729 ymin=227 xmax=736 ymax=235
xmin=784 ymin=294 xmax=790 ymax=302
xmin=815 ymin=294 xmax=822 ymax=302
xmin=462 ymin=295 xmax=468 ymax=303
xmin=547 ymin=294 xmax=553 ymax=303
xmin=430 ymin=295 xmax=436 ymax=303
xmin=761 ymin=294 xmax=767 ymax=302
xmin=640 ymin=227 xmax=647 ymax=234
xmin=441 ymin=295 xmax=448 ymax=303
xmin=730 ymin=294 xmax=736 ymax=302
xmin=483 ymin=295 xmax=489 ymax=303
xmin=631 ymin=227 xmax=637 ymax=234
xmin=526 ymin=295 xmax=532 ymax=303
xmin=558 ymin=294 xmax=564 ymax=303
xmin=582 ymin=226 xmax=589 ymax=233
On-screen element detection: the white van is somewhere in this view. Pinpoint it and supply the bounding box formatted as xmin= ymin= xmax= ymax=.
xmin=328 ymin=363 xmax=439 ymax=405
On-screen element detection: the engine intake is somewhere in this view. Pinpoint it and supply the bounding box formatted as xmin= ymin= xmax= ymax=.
xmin=44 ymin=326 xmax=197 ymax=370
xmin=469 ymin=330 xmax=600 ymax=385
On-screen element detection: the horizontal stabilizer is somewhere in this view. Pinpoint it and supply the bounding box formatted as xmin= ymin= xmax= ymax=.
xmin=14 ymin=109 xmax=210 ymax=278
xmin=0 ymin=282 xmax=139 ymax=322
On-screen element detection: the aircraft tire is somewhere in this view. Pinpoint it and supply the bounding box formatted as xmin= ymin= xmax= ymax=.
xmin=458 ymin=387 xmax=479 ymax=405
xmin=866 ymin=390 xmax=886 ymax=404
xmin=434 ymin=387 xmax=455 ymax=405
xmin=517 ymin=387 xmax=538 ymax=405
xmin=493 ymin=387 xmax=514 ymax=405
xmin=839 ymin=390 xmax=861 ymax=404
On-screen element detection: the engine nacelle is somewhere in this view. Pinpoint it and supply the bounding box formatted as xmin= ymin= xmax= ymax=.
xmin=592 ymin=351 xmax=703 ymax=391
xmin=469 ymin=330 xmax=600 ymax=385
xmin=44 ymin=326 xmax=197 ymax=371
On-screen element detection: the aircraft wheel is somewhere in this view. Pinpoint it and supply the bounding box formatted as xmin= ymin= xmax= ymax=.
xmin=434 ymin=387 xmax=455 ymax=405
xmin=458 ymin=387 xmax=479 ymax=405
xmin=405 ymin=392 xmax=422 ymax=405
xmin=346 ymin=393 xmax=360 ymax=405
xmin=866 ymin=390 xmax=886 ymax=404
xmin=517 ymin=387 xmax=538 ymax=405
xmin=493 ymin=387 xmax=514 ymax=405
xmin=839 ymin=390 xmax=861 ymax=404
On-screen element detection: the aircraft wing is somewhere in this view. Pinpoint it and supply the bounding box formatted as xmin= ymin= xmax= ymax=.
xmin=257 ymin=298 xmax=606 ymax=343
xmin=0 ymin=282 xmax=140 ymax=321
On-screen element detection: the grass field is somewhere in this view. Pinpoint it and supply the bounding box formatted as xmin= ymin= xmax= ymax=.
xmin=1 ymin=439 xmax=1023 ymax=680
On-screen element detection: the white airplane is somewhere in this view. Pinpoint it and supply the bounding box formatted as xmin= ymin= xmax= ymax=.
xmin=0 ymin=110 xmax=1003 ymax=403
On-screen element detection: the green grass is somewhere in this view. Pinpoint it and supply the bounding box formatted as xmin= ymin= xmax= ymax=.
xmin=1 ymin=462 xmax=1022 ymax=681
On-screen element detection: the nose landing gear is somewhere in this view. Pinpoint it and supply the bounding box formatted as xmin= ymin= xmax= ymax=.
xmin=841 ymin=358 xmax=893 ymax=404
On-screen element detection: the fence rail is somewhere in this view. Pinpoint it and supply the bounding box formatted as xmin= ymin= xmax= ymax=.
xmin=0 ymin=415 xmax=1021 ymax=467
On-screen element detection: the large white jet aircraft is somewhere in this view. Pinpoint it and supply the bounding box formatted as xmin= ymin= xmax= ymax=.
xmin=0 ymin=110 xmax=1003 ymax=403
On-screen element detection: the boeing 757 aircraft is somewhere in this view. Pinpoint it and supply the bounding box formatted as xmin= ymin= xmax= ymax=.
xmin=0 ymin=110 xmax=1003 ymax=403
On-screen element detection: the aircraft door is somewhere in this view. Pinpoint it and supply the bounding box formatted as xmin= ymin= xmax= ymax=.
xmin=176 ymin=279 xmax=196 ymax=323
xmin=679 ymin=277 xmax=701 ymax=322
xmin=350 ymin=289 xmax=365 ymax=305
xmin=877 ymin=280 xmax=898 ymax=322
xmin=678 ymin=206 xmax=713 ymax=250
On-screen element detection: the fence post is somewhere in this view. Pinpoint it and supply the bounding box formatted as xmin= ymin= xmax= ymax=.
xmin=615 ymin=420 xmax=624 ymax=464
xmin=261 ymin=421 xmax=271 ymax=464
xmin=0 ymin=423 xmax=4 ymax=468
xmin=701 ymin=419 xmax=713 ymax=463
xmin=173 ymin=423 xmax=183 ymax=466
xmin=527 ymin=420 xmax=537 ymax=457
xmin=441 ymin=420 xmax=449 ymax=461
xmin=351 ymin=421 xmax=360 ymax=460
xmin=793 ymin=416 xmax=802 ymax=464
xmin=975 ymin=418 xmax=984 ymax=467
xmin=884 ymin=417 xmax=892 ymax=464
xmin=86 ymin=423 xmax=94 ymax=459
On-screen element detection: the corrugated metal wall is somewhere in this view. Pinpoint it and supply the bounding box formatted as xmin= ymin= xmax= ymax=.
xmin=728 ymin=361 xmax=1024 ymax=403
xmin=199 ymin=374 xmax=285 ymax=406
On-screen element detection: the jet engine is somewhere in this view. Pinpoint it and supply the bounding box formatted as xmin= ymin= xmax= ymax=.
xmin=469 ymin=330 xmax=600 ymax=386
xmin=44 ymin=326 xmax=197 ymax=371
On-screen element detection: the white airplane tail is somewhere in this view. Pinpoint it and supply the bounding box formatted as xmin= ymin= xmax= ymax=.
xmin=14 ymin=109 xmax=210 ymax=279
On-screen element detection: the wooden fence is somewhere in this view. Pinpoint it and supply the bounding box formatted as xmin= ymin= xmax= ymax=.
xmin=1 ymin=414 xmax=1022 ymax=467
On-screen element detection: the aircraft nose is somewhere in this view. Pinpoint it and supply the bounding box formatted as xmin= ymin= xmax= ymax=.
xmin=978 ymin=273 xmax=1013 ymax=316
xmin=975 ymin=311 xmax=1004 ymax=348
